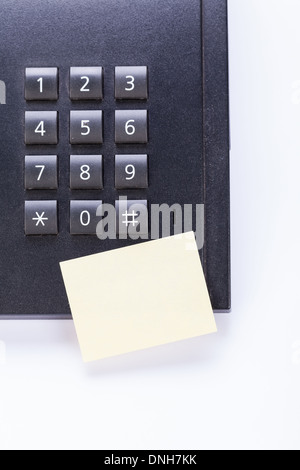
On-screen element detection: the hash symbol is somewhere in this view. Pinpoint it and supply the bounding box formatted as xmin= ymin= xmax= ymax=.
xmin=32 ymin=212 xmax=48 ymax=227
xmin=122 ymin=210 xmax=139 ymax=227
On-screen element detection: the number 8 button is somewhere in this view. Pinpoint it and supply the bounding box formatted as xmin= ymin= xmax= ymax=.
xmin=70 ymin=155 xmax=103 ymax=190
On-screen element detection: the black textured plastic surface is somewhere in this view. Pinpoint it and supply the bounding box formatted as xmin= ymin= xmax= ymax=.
xmin=0 ymin=0 xmax=230 ymax=317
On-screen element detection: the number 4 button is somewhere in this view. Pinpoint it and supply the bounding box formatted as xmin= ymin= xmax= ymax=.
xmin=25 ymin=111 xmax=58 ymax=145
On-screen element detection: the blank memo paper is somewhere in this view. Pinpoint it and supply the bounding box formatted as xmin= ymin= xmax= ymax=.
xmin=60 ymin=233 xmax=217 ymax=362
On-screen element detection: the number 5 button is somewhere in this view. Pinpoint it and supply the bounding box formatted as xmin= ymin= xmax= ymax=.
xmin=70 ymin=111 xmax=103 ymax=144
xmin=115 ymin=110 xmax=148 ymax=144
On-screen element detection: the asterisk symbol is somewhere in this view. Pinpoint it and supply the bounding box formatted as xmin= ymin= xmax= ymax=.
xmin=32 ymin=212 xmax=48 ymax=227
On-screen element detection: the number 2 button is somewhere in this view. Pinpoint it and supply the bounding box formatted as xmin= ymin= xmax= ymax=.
xmin=70 ymin=111 xmax=103 ymax=144
xmin=70 ymin=67 xmax=103 ymax=101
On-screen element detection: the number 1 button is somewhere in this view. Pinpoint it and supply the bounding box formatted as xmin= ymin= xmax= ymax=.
xmin=25 ymin=67 xmax=58 ymax=101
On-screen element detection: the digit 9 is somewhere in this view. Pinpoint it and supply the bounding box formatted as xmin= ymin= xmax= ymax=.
xmin=125 ymin=164 xmax=135 ymax=180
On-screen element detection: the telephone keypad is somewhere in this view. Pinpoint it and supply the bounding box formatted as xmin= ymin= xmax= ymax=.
xmin=24 ymin=66 xmax=149 ymax=237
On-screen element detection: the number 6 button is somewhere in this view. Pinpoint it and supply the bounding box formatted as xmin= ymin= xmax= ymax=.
xmin=115 ymin=110 xmax=148 ymax=144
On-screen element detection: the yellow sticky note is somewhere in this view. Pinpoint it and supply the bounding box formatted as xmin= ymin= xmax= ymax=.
xmin=60 ymin=233 xmax=217 ymax=362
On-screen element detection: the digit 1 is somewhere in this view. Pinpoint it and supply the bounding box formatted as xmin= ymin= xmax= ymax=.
xmin=37 ymin=77 xmax=43 ymax=93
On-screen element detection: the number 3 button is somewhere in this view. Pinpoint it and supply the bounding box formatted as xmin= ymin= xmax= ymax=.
xmin=115 ymin=66 xmax=148 ymax=100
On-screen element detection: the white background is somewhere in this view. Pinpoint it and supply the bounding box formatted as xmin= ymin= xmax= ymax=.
xmin=0 ymin=0 xmax=300 ymax=450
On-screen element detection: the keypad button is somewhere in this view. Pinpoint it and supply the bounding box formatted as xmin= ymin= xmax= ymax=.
xmin=25 ymin=155 xmax=58 ymax=190
xmin=25 ymin=111 xmax=58 ymax=145
xmin=25 ymin=200 xmax=58 ymax=235
xmin=70 ymin=155 xmax=103 ymax=190
xmin=115 ymin=154 xmax=148 ymax=189
xmin=115 ymin=110 xmax=148 ymax=144
xmin=115 ymin=66 xmax=148 ymax=100
xmin=25 ymin=67 xmax=58 ymax=101
xmin=70 ymin=110 xmax=103 ymax=144
xmin=116 ymin=199 xmax=148 ymax=238
xmin=70 ymin=200 xmax=102 ymax=235
xmin=70 ymin=67 xmax=103 ymax=100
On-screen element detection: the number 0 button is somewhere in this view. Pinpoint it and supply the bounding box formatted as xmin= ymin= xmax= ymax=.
xmin=70 ymin=200 xmax=102 ymax=235
xmin=115 ymin=110 xmax=148 ymax=144
xmin=25 ymin=111 xmax=58 ymax=145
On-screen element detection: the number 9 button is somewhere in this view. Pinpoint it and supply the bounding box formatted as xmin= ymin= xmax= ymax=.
xmin=115 ymin=155 xmax=148 ymax=189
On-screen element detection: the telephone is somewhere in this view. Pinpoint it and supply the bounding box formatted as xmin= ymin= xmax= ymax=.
xmin=0 ymin=0 xmax=230 ymax=317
